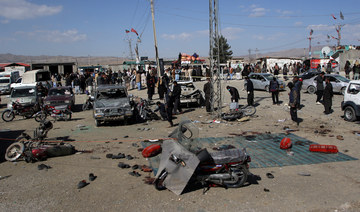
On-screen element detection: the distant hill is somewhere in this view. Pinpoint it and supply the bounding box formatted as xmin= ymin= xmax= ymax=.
xmin=0 ymin=46 xmax=331 ymax=65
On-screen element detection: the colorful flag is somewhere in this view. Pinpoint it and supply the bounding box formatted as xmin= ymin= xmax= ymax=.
xmin=131 ymin=28 xmax=139 ymax=36
xmin=331 ymin=14 xmax=337 ymax=20
xmin=125 ymin=29 xmax=130 ymax=33
xmin=327 ymin=34 xmax=330 ymax=39
xmin=340 ymin=11 xmax=344 ymax=20
xmin=310 ymin=29 xmax=313 ymax=36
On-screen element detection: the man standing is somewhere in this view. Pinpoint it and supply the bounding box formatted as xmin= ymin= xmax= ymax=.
xmin=288 ymin=82 xmax=298 ymax=125
xmin=323 ymin=77 xmax=333 ymax=114
xmin=172 ymin=81 xmax=182 ymax=114
xmin=146 ymin=70 xmax=156 ymax=100
xmin=226 ymin=86 xmax=240 ymax=103
xmin=293 ymin=76 xmax=302 ymax=109
xmin=269 ymin=77 xmax=280 ymax=105
xmin=203 ymin=78 xmax=212 ymax=112
xmin=315 ymin=72 xmax=325 ymax=104
xmin=245 ymin=76 xmax=254 ymax=106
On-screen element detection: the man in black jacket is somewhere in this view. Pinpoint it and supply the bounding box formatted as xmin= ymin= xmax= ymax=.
xmin=172 ymin=81 xmax=182 ymax=114
xmin=323 ymin=77 xmax=333 ymax=114
xmin=203 ymin=78 xmax=212 ymax=112
xmin=315 ymin=72 xmax=325 ymax=104
xmin=226 ymin=86 xmax=240 ymax=103
xmin=245 ymin=76 xmax=254 ymax=106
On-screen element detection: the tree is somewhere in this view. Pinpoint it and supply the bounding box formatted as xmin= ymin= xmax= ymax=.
xmin=213 ymin=35 xmax=233 ymax=63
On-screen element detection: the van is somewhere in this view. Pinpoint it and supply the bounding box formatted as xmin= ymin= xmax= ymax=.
xmin=7 ymin=85 xmax=38 ymax=109
xmin=0 ymin=70 xmax=20 ymax=94
xmin=10 ymin=69 xmax=52 ymax=90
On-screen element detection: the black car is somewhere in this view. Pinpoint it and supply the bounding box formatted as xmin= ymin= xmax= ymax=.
xmin=298 ymin=69 xmax=320 ymax=80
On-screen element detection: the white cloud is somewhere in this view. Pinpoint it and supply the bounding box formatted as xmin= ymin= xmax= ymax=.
xmin=1 ymin=19 xmax=10 ymax=24
xmin=221 ymin=27 xmax=244 ymax=40
xmin=249 ymin=7 xmax=267 ymax=17
xmin=276 ymin=9 xmax=292 ymax=16
xmin=16 ymin=29 xmax=87 ymax=43
xmin=253 ymin=35 xmax=265 ymax=40
xmin=162 ymin=32 xmax=192 ymax=40
xmin=294 ymin=21 xmax=303 ymax=26
xmin=0 ymin=0 xmax=62 ymax=20
xmin=253 ymin=33 xmax=286 ymax=41
xmin=307 ymin=24 xmax=334 ymax=31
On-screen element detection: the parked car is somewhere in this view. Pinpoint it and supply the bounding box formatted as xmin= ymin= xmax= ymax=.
xmin=43 ymin=86 xmax=75 ymax=110
xmin=93 ymin=84 xmax=133 ymax=126
xmin=302 ymin=74 xmax=350 ymax=95
xmin=341 ymin=80 xmax=360 ymax=122
xmin=7 ymin=85 xmax=38 ymax=109
xmin=245 ymin=73 xmax=286 ymax=92
xmin=298 ymin=69 xmax=320 ymax=80
xmin=176 ymin=81 xmax=205 ymax=107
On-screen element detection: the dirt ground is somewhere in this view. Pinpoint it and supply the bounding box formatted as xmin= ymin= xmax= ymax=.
xmin=1 ymin=78 xmax=360 ymax=212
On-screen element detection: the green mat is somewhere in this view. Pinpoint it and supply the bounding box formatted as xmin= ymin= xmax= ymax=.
xmin=141 ymin=133 xmax=357 ymax=173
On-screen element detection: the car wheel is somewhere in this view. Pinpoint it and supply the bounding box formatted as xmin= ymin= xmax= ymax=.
xmin=344 ymin=106 xmax=357 ymax=122
xmin=341 ymin=87 xmax=346 ymax=95
xmin=307 ymin=86 xmax=316 ymax=94
xmin=95 ymin=119 xmax=101 ymax=127
xmin=265 ymin=85 xmax=269 ymax=92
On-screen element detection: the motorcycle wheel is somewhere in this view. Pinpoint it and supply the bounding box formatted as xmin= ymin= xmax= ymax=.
xmin=82 ymin=101 xmax=90 ymax=111
xmin=242 ymin=106 xmax=256 ymax=116
xmin=2 ymin=110 xmax=15 ymax=122
xmin=24 ymin=108 xmax=35 ymax=119
xmin=64 ymin=112 xmax=72 ymax=121
xmin=35 ymin=111 xmax=47 ymax=122
xmin=224 ymin=165 xmax=249 ymax=188
xmin=5 ymin=142 xmax=25 ymax=161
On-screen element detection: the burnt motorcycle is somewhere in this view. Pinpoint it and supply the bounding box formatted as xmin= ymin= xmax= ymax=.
xmin=153 ymin=119 xmax=251 ymax=195
xmin=5 ymin=121 xmax=75 ymax=162
xmin=222 ymin=103 xmax=256 ymax=121
xmin=136 ymin=98 xmax=160 ymax=121
xmin=2 ymin=101 xmax=36 ymax=122
xmin=34 ymin=105 xmax=72 ymax=122
xmin=82 ymin=95 xmax=94 ymax=111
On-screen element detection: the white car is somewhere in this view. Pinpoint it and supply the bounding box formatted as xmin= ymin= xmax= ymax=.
xmin=246 ymin=73 xmax=286 ymax=92
xmin=302 ymin=74 xmax=349 ymax=95
xmin=341 ymin=80 xmax=360 ymax=121
xmin=176 ymin=81 xmax=205 ymax=107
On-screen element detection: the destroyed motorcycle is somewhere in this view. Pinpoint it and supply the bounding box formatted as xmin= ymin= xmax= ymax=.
xmin=82 ymin=95 xmax=94 ymax=111
xmin=2 ymin=101 xmax=36 ymax=122
xmin=34 ymin=104 xmax=72 ymax=122
xmin=153 ymin=120 xmax=251 ymax=194
xmin=5 ymin=121 xmax=75 ymax=162
xmin=136 ymin=98 xmax=160 ymax=121
xmin=222 ymin=103 xmax=256 ymax=121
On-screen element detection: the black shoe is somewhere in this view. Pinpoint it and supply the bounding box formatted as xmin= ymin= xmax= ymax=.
xmin=89 ymin=173 xmax=97 ymax=181
xmin=77 ymin=180 xmax=89 ymax=189
xmin=38 ymin=164 xmax=52 ymax=170
xmin=118 ymin=162 xmax=130 ymax=169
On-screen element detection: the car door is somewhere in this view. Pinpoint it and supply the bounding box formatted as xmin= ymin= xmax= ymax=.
xmin=258 ymin=75 xmax=268 ymax=90
xmin=328 ymin=76 xmax=340 ymax=93
xmin=249 ymin=74 xmax=259 ymax=89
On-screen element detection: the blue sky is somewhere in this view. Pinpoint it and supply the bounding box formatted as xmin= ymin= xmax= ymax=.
xmin=0 ymin=0 xmax=360 ymax=59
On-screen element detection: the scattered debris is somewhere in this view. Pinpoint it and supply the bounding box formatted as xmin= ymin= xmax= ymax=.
xmin=266 ymin=173 xmax=274 ymax=179
xmin=129 ymin=171 xmax=141 ymax=177
xmin=132 ymin=143 xmax=140 ymax=147
xmin=118 ymin=162 xmax=130 ymax=169
xmin=336 ymin=135 xmax=344 ymax=140
xmin=77 ymin=180 xmax=89 ymax=189
xmin=141 ymin=165 xmax=153 ymax=172
xmin=90 ymin=156 xmax=101 ymax=160
xmin=298 ymin=172 xmax=311 ymax=176
xmin=0 ymin=175 xmax=11 ymax=181
xmin=278 ymin=119 xmax=286 ymax=122
xmin=309 ymin=144 xmax=338 ymax=153
xmin=132 ymin=165 xmax=139 ymax=170
xmin=212 ymin=144 xmax=236 ymax=151
xmin=344 ymin=150 xmax=349 ymax=153
xmin=38 ymin=164 xmax=52 ymax=170
xmin=237 ymin=116 xmax=250 ymax=122
xmin=112 ymin=138 xmax=118 ymax=140
xmin=143 ymin=176 xmax=155 ymax=184
xmin=287 ymin=150 xmax=294 ymax=156
xmin=123 ymin=135 xmax=129 ymax=138
xmin=89 ymin=173 xmax=97 ymax=181
xmin=126 ymin=155 xmax=134 ymax=160
xmin=264 ymin=188 xmax=270 ymax=192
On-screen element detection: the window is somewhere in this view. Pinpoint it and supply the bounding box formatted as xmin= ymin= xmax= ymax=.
xmin=348 ymin=83 xmax=360 ymax=95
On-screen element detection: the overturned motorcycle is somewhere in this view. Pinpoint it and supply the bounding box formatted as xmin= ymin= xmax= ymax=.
xmin=153 ymin=119 xmax=251 ymax=195
xmin=5 ymin=121 xmax=75 ymax=163
xmin=221 ymin=103 xmax=256 ymax=121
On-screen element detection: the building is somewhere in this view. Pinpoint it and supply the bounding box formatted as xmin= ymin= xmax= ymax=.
xmin=31 ymin=62 xmax=77 ymax=76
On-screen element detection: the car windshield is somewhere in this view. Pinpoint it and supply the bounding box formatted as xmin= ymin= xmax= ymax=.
xmin=97 ymin=88 xmax=127 ymax=99
xmin=11 ymin=88 xmax=36 ymax=98
xmin=0 ymin=79 xmax=10 ymax=83
xmin=334 ymin=75 xmax=350 ymax=83
xmin=48 ymin=88 xmax=71 ymax=96
xmin=263 ymin=74 xmax=274 ymax=81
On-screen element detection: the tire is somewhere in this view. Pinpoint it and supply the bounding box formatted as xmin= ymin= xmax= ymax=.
xmin=307 ymin=85 xmax=316 ymax=94
xmin=344 ymin=106 xmax=357 ymax=122
xmin=82 ymin=102 xmax=90 ymax=111
xmin=224 ymin=165 xmax=249 ymax=188
xmin=5 ymin=142 xmax=25 ymax=161
xmin=341 ymin=87 xmax=346 ymax=95
xmin=23 ymin=108 xmax=35 ymax=119
xmin=34 ymin=111 xmax=47 ymax=122
xmin=64 ymin=112 xmax=72 ymax=121
xmin=265 ymin=85 xmax=269 ymax=92
xmin=95 ymin=119 xmax=101 ymax=127
xmin=2 ymin=110 xmax=15 ymax=122
xmin=242 ymin=105 xmax=256 ymax=116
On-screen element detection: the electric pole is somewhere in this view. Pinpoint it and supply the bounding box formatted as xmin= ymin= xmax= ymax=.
xmin=209 ymin=0 xmax=222 ymax=118
xmin=126 ymin=38 xmax=134 ymax=60
xmin=150 ymin=0 xmax=161 ymax=77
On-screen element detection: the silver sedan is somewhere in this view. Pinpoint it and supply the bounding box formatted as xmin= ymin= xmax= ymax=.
xmin=245 ymin=73 xmax=286 ymax=92
xmin=302 ymin=74 xmax=350 ymax=95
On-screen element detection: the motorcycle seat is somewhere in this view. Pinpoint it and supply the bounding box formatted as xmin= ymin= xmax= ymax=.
xmin=210 ymin=149 xmax=246 ymax=164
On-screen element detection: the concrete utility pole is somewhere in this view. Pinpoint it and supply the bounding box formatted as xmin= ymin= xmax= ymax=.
xmin=126 ymin=38 xmax=134 ymax=60
xmin=209 ymin=0 xmax=222 ymax=118
xmin=150 ymin=0 xmax=161 ymax=77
